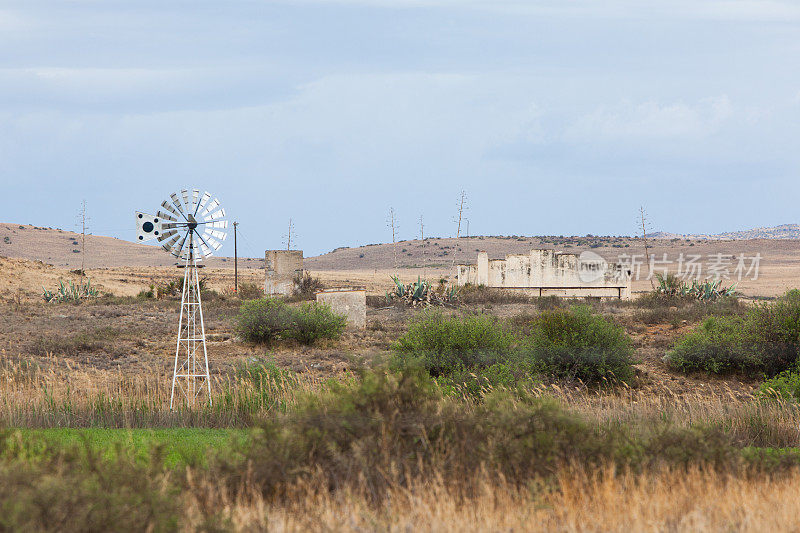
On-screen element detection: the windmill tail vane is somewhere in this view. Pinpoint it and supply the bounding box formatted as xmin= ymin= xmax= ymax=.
xmin=136 ymin=189 xmax=229 ymax=409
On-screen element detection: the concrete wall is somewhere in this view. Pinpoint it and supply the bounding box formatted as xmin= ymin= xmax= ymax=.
xmin=265 ymin=250 xmax=304 ymax=296
xmin=265 ymin=250 xmax=303 ymax=278
xmin=457 ymin=249 xmax=631 ymax=299
xmin=316 ymin=289 xmax=366 ymax=330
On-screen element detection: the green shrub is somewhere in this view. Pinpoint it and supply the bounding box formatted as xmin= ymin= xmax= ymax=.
xmin=759 ymin=369 xmax=800 ymax=400
xmin=235 ymin=299 xmax=346 ymax=345
xmin=664 ymin=316 xmax=756 ymax=374
xmin=286 ymin=302 xmax=347 ymax=345
xmin=392 ymin=311 xmax=513 ymax=376
xmin=747 ymin=289 xmax=800 ymax=373
xmin=519 ymin=306 xmax=636 ymax=385
xmin=666 ymin=290 xmax=800 ymax=376
xmin=235 ymin=298 xmax=294 ymax=344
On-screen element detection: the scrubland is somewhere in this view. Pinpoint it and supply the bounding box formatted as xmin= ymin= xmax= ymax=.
xmin=3 ymin=279 xmax=800 ymax=531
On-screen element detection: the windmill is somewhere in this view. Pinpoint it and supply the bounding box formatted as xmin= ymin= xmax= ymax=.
xmin=136 ymin=189 xmax=229 ymax=408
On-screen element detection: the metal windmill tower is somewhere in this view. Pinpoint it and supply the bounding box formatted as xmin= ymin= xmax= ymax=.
xmin=136 ymin=189 xmax=229 ymax=408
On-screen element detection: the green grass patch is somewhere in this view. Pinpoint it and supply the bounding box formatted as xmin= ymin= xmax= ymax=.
xmin=7 ymin=428 xmax=247 ymax=468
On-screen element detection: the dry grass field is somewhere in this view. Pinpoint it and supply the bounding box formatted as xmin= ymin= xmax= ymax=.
xmin=4 ymin=225 xmax=800 ymax=531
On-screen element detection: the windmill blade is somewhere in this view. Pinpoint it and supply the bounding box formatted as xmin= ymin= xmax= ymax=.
xmin=157 ymin=209 xmax=177 ymax=222
xmin=161 ymin=201 xmax=181 ymax=219
xmin=204 ymin=228 xmax=227 ymax=241
xmin=209 ymin=220 xmax=228 ymax=230
xmin=204 ymin=236 xmax=222 ymax=250
xmin=181 ymin=189 xmax=190 ymax=211
xmin=201 ymin=198 xmax=220 ymax=217
xmin=190 ymin=189 xmax=199 ymax=214
xmin=169 ymin=194 xmax=186 ymax=218
xmin=171 ymin=232 xmax=188 ymax=258
xmin=199 ymin=242 xmax=212 ymax=258
xmin=208 ymin=208 xmax=226 ymax=221
xmin=157 ymin=229 xmax=178 ymax=242
xmin=193 ymin=229 xmax=214 ymax=252
xmin=195 ymin=191 xmax=211 ymax=216
xmin=161 ymin=233 xmax=181 ymax=255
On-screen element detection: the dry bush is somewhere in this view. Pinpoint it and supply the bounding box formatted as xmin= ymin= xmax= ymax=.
xmin=289 ymin=272 xmax=324 ymax=301
xmin=236 ymin=281 xmax=263 ymax=300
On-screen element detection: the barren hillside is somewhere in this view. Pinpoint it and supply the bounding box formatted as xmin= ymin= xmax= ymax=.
xmin=0 ymin=223 xmax=262 ymax=270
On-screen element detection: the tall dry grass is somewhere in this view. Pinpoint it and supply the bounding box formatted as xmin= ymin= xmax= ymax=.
xmin=4 ymin=348 xmax=800 ymax=450
xmin=0 ymin=353 xmax=318 ymax=427
xmin=181 ymin=465 xmax=800 ymax=532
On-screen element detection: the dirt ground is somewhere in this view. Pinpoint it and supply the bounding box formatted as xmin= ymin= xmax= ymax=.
xmin=0 ymin=291 xmax=760 ymax=405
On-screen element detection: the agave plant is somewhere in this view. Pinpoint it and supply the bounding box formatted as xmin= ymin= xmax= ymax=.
xmin=386 ymin=276 xmax=458 ymax=307
xmin=654 ymin=273 xmax=735 ymax=301
xmin=42 ymin=278 xmax=99 ymax=303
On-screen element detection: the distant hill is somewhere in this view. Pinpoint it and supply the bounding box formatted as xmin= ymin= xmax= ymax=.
xmin=651 ymin=224 xmax=800 ymax=241
xmin=0 ymin=223 xmax=263 ymax=270
xmin=3 ymin=222 xmax=799 ymax=272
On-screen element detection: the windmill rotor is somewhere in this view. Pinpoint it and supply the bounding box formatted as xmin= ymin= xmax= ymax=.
xmin=136 ymin=188 xmax=228 ymax=260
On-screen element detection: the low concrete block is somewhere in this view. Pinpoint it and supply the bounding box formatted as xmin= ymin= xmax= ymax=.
xmin=316 ymin=289 xmax=366 ymax=330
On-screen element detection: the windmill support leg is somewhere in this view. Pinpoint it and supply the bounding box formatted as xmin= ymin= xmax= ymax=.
xmin=170 ymin=243 xmax=212 ymax=409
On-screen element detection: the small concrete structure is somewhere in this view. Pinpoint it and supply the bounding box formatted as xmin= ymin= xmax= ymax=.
xmin=316 ymin=288 xmax=367 ymax=330
xmin=457 ymin=250 xmax=631 ymax=299
xmin=265 ymin=250 xmax=304 ymax=296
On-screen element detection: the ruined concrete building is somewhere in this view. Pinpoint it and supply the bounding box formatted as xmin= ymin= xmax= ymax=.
xmin=316 ymin=288 xmax=367 ymax=330
xmin=457 ymin=249 xmax=631 ymax=299
xmin=265 ymin=250 xmax=303 ymax=296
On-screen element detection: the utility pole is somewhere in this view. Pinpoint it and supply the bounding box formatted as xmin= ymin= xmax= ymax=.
xmin=420 ymin=215 xmax=425 ymax=278
xmin=233 ymin=221 xmax=239 ymax=293
xmin=287 ymin=219 xmax=293 ymax=250
xmin=78 ymin=200 xmax=87 ymax=283
xmin=639 ymin=206 xmax=655 ymax=289
xmin=387 ymin=208 xmax=398 ymax=270
xmin=455 ymin=190 xmax=466 ymax=239
xmin=453 ymin=190 xmax=466 ymax=265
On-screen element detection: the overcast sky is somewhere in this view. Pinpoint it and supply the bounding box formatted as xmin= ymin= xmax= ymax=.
xmin=2 ymin=1 xmax=799 ymax=256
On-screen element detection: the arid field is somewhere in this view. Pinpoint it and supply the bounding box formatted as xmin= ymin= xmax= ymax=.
xmin=3 ymin=228 xmax=800 ymax=531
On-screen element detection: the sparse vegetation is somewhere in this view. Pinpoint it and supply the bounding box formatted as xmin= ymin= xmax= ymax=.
xmin=10 ymin=248 xmax=800 ymax=529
